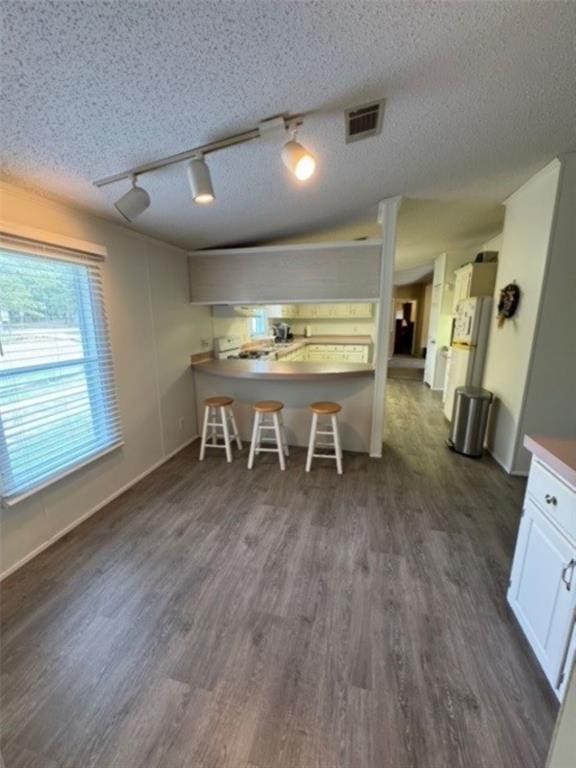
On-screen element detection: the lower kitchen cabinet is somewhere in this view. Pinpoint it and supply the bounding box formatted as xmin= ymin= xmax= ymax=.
xmin=508 ymin=457 xmax=576 ymax=700
xmin=278 ymin=343 xmax=370 ymax=363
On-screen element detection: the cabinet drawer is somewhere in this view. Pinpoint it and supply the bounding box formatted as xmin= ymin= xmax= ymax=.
xmin=527 ymin=459 xmax=576 ymax=542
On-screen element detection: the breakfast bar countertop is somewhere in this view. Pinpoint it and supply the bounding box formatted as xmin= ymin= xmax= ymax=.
xmin=193 ymin=358 xmax=375 ymax=381
xmin=524 ymin=434 xmax=576 ymax=488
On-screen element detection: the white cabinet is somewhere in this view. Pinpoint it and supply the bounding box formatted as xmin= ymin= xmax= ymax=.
xmin=452 ymin=263 xmax=498 ymax=312
xmin=508 ymin=458 xmax=576 ymax=699
xmin=278 ymin=343 xmax=370 ymax=364
xmin=281 ymin=304 xmax=298 ymax=318
xmin=268 ymin=304 xmax=374 ymax=319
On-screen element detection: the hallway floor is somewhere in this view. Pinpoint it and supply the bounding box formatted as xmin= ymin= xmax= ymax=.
xmin=388 ymin=354 xmax=425 ymax=381
xmin=0 ymin=381 xmax=557 ymax=768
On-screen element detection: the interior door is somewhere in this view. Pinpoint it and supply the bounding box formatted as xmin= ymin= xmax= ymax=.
xmin=424 ymin=287 xmax=441 ymax=385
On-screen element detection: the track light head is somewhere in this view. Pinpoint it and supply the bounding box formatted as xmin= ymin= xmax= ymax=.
xmin=113 ymin=176 xmax=150 ymax=221
xmin=282 ymin=139 xmax=316 ymax=182
xmin=187 ymin=156 xmax=215 ymax=204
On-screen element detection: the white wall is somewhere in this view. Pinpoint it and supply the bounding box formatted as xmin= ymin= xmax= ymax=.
xmin=481 ymin=233 xmax=504 ymax=255
xmin=0 ymin=182 xmax=211 ymax=577
xmin=517 ymin=152 xmax=576 ymax=472
xmin=482 ymin=161 xmax=560 ymax=473
xmin=211 ymin=315 xmax=254 ymax=345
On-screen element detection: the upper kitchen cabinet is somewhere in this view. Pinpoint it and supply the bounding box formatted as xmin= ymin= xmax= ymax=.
xmin=268 ymin=303 xmax=374 ymax=319
xmin=267 ymin=304 xmax=299 ymax=318
xmin=452 ymin=262 xmax=498 ymax=312
xmin=188 ymin=242 xmax=381 ymax=304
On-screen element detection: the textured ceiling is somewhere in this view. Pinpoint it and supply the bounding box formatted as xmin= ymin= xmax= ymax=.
xmin=1 ymin=1 xmax=575 ymax=267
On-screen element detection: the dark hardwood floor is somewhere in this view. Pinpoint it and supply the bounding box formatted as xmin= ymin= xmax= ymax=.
xmin=0 ymin=380 xmax=558 ymax=768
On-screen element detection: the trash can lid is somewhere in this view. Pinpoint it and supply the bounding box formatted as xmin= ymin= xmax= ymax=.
xmin=455 ymin=386 xmax=493 ymax=400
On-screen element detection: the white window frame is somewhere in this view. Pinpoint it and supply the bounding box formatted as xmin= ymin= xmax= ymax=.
xmin=0 ymin=229 xmax=123 ymax=505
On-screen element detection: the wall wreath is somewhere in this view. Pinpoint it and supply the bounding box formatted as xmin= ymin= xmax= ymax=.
xmin=497 ymin=282 xmax=520 ymax=327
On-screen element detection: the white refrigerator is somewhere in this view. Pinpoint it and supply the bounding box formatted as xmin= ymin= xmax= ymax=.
xmin=443 ymin=297 xmax=492 ymax=421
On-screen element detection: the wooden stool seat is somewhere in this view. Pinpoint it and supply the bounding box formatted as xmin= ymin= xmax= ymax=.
xmin=254 ymin=400 xmax=284 ymax=413
xmin=204 ymin=396 xmax=234 ymax=407
xmin=310 ymin=401 xmax=342 ymax=415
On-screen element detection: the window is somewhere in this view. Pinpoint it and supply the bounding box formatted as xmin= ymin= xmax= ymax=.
xmin=0 ymin=239 xmax=122 ymax=503
xmin=250 ymin=309 xmax=268 ymax=338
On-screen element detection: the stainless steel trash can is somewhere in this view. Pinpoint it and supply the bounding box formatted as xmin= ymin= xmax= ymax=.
xmin=448 ymin=386 xmax=493 ymax=458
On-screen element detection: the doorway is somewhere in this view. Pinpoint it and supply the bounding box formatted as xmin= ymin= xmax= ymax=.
xmin=393 ymin=299 xmax=418 ymax=356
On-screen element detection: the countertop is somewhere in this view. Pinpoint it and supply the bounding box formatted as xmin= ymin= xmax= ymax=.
xmin=193 ymin=358 xmax=375 ymax=381
xmin=524 ymin=435 xmax=576 ymax=488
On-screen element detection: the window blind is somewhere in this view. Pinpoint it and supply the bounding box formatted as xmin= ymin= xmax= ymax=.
xmin=0 ymin=239 xmax=122 ymax=503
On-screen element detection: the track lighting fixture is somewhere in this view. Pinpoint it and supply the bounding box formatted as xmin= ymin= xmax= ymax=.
xmin=187 ymin=156 xmax=215 ymax=204
xmin=94 ymin=112 xmax=316 ymax=212
xmin=281 ymin=138 xmax=316 ymax=181
xmin=113 ymin=176 xmax=150 ymax=222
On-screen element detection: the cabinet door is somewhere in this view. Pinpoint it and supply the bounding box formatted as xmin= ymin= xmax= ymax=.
xmin=452 ymin=268 xmax=471 ymax=312
xmin=508 ymin=498 xmax=576 ymax=694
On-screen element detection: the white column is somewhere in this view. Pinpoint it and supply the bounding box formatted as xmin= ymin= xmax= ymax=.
xmin=370 ymin=196 xmax=402 ymax=458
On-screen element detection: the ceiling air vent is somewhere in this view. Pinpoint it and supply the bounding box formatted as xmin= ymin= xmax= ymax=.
xmin=345 ymin=100 xmax=385 ymax=144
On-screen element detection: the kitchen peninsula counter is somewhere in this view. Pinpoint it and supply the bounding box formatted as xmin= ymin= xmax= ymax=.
xmin=193 ymin=358 xmax=374 ymax=381
xmin=192 ymin=353 xmax=374 ymax=454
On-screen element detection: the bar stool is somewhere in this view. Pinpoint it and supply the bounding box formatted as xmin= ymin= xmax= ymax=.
xmin=306 ymin=402 xmax=343 ymax=475
xmin=247 ymin=401 xmax=289 ymax=471
xmin=199 ymin=396 xmax=242 ymax=462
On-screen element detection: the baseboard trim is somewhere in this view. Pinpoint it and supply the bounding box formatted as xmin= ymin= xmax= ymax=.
xmin=487 ymin=447 xmax=528 ymax=476
xmin=487 ymin=447 xmax=512 ymax=474
xmin=0 ymin=435 xmax=198 ymax=581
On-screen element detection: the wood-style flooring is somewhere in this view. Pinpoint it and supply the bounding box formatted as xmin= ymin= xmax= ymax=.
xmin=0 ymin=380 xmax=558 ymax=768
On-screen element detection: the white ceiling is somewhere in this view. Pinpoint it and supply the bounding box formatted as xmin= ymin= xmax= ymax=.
xmin=1 ymin=1 xmax=575 ymax=267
